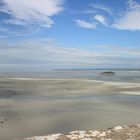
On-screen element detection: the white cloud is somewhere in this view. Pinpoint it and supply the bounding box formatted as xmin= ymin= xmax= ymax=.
xmin=78 ymin=0 xmax=140 ymax=31
xmin=94 ymin=15 xmax=108 ymax=26
xmin=76 ymin=19 xmax=96 ymax=29
xmin=76 ymin=15 xmax=108 ymax=30
xmin=90 ymin=4 xmax=112 ymax=15
xmin=0 ymin=0 xmax=64 ymax=27
xmin=113 ymin=0 xmax=140 ymax=31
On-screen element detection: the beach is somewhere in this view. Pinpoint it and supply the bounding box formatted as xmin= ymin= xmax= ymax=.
xmin=25 ymin=124 xmax=140 ymax=140
xmin=0 ymin=70 xmax=140 ymax=140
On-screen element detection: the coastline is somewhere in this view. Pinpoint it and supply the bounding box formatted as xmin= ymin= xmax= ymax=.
xmin=24 ymin=124 xmax=140 ymax=140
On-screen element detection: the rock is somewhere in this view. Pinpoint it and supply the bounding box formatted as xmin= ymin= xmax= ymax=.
xmin=25 ymin=134 xmax=62 ymax=140
xmin=24 ymin=124 xmax=140 ymax=140
xmin=70 ymin=131 xmax=85 ymax=135
xmin=48 ymin=134 xmax=62 ymax=140
xmin=114 ymin=126 xmax=123 ymax=131
xmin=66 ymin=134 xmax=77 ymax=140
xmin=90 ymin=131 xmax=100 ymax=137
xmin=80 ymin=138 xmax=92 ymax=140
xmin=98 ymin=132 xmax=106 ymax=137
xmin=106 ymin=130 xmax=112 ymax=134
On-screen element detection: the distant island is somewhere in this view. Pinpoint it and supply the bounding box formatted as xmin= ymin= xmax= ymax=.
xmin=100 ymin=71 xmax=116 ymax=76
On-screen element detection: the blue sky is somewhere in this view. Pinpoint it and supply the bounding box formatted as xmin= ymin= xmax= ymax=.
xmin=0 ymin=0 xmax=140 ymax=72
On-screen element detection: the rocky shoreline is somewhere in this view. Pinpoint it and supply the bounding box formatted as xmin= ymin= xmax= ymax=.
xmin=24 ymin=124 xmax=140 ymax=140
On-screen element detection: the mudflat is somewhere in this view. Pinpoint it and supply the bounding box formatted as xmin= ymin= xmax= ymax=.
xmin=0 ymin=77 xmax=140 ymax=140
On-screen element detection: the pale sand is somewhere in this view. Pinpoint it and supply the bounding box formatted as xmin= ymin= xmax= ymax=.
xmin=0 ymin=78 xmax=140 ymax=140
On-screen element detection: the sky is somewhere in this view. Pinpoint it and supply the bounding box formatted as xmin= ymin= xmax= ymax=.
xmin=0 ymin=0 xmax=140 ymax=72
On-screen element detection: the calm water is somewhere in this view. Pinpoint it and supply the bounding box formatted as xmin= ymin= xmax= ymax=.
xmin=0 ymin=69 xmax=140 ymax=140
xmin=2 ymin=69 xmax=140 ymax=82
xmin=45 ymin=69 xmax=140 ymax=82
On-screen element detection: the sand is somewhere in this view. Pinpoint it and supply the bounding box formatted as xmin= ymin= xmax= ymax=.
xmin=0 ymin=77 xmax=140 ymax=140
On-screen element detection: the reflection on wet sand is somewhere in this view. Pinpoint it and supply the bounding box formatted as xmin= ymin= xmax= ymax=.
xmin=0 ymin=77 xmax=140 ymax=140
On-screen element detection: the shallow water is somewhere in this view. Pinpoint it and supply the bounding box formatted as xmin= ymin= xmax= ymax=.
xmin=44 ymin=69 xmax=140 ymax=82
xmin=0 ymin=70 xmax=140 ymax=140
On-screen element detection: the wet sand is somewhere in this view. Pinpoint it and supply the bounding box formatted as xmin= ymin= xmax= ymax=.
xmin=0 ymin=77 xmax=140 ymax=140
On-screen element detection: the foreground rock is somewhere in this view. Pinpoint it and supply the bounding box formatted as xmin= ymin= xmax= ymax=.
xmin=24 ymin=124 xmax=140 ymax=140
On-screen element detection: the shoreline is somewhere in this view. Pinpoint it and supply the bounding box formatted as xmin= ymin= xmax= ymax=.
xmin=24 ymin=124 xmax=140 ymax=140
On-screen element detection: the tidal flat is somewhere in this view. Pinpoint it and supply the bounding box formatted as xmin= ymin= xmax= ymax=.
xmin=0 ymin=70 xmax=140 ymax=140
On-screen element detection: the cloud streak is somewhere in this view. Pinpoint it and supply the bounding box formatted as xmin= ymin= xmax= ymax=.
xmin=89 ymin=3 xmax=112 ymax=15
xmin=76 ymin=19 xmax=96 ymax=29
xmin=94 ymin=15 xmax=108 ymax=26
xmin=0 ymin=40 xmax=140 ymax=71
